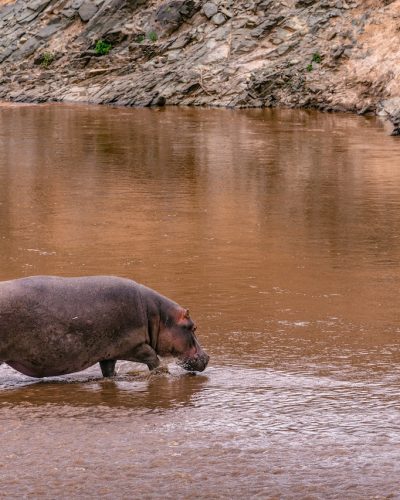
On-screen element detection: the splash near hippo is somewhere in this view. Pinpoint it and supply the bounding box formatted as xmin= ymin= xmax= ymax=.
xmin=0 ymin=276 xmax=209 ymax=378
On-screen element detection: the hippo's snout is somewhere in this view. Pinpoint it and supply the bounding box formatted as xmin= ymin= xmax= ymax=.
xmin=178 ymin=350 xmax=210 ymax=372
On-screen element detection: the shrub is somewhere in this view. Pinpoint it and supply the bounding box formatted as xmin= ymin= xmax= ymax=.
xmin=306 ymin=52 xmax=322 ymax=72
xmin=95 ymin=40 xmax=112 ymax=55
xmin=147 ymin=31 xmax=158 ymax=42
xmin=312 ymin=52 xmax=322 ymax=63
xmin=41 ymin=52 xmax=54 ymax=67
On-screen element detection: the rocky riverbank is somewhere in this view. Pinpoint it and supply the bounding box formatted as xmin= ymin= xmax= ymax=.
xmin=0 ymin=0 xmax=399 ymax=133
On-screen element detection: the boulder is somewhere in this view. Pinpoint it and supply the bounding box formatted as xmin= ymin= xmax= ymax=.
xmin=202 ymin=2 xmax=218 ymax=19
xmin=155 ymin=0 xmax=196 ymax=34
xmin=211 ymin=13 xmax=226 ymax=26
xmin=79 ymin=0 xmax=98 ymax=22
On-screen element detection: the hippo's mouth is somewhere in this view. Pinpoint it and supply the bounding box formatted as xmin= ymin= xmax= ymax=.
xmin=177 ymin=352 xmax=209 ymax=372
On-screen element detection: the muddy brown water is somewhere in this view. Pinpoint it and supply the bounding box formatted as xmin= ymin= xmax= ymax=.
xmin=1 ymin=104 xmax=400 ymax=498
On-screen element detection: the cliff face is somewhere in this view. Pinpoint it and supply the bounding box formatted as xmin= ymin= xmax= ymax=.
xmin=0 ymin=0 xmax=399 ymax=132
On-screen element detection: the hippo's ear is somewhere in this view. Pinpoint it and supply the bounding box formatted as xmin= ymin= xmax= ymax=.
xmin=177 ymin=308 xmax=190 ymax=323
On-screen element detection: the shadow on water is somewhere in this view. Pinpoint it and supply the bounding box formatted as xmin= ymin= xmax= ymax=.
xmin=0 ymin=369 xmax=208 ymax=411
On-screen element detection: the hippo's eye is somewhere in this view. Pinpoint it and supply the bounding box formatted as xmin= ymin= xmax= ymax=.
xmin=188 ymin=322 xmax=197 ymax=332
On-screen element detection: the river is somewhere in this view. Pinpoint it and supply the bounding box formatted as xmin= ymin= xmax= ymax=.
xmin=0 ymin=104 xmax=400 ymax=498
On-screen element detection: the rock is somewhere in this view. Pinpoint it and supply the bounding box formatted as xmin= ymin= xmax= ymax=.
xmin=28 ymin=0 xmax=51 ymax=12
xmin=295 ymin=0 xmax=317 ymax=6
xmin=231 ymin=38 xmax=258 ymax=54
xmin=245 ymin=16 xmax=261 ymax=28
xmin=202 ymin=2 xmax=218 ymax=19
xmin=0 ymin=4 xmax=15 ymax=19
xmin=155 ymin=0 xmax=196 ymax=34
xmin=258 ymin=0 xmax=273 ymax=9
xmin=15 ymin=8 xmax=41 ymax=23
xmin=380 ymin=98 xmax=400 ymax=127
xmin=169 ymin=34 xmax=191 ymax=49
xmin=250 ymin=16 xmax=284 ymax=38
xmin=391 ymin=127 xmax=400 ymax=136
xmin=283 ymin=16 xmax=308 ymax=33
xmin=61 ymin=8 xmax=78 ymax=18
xmin=70 ymin=0 xmax=85 ymax=9
xmin=276 ymin=43 xmax=294 ymax=56
xmin=102 ymin=27 xmax=128 ymax=45
xmin=36 ymin=23 xmax=63 ymax=39
xmin=220 ymin=7 xmax=233 ymax=18
xmin=78 ymin=0 xmax=98 ymax=22
xmin=150 ymin=94 xmax=166 ymax=106
xmin=331 ymin=45 xmax=344 ymax=59
xmin=211 ymin=13 xmax=226 ymax=25
xmin=20 ymin=37 xmax=42 ymax=56
xmin=0 ymin=46 xmax=16 ymax=63
xmin=214 ymin=24 xmax=232 ymax=41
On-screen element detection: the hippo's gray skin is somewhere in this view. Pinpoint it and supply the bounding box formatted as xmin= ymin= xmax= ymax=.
xmin=0 ymin=276 xmax=209 ymax=378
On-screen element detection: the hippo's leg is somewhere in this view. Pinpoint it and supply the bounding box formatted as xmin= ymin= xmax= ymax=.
xmin=125 ymin=344 xmax=160 ymax=371
xmin=99 ymin=359 xmax=117 ymax=377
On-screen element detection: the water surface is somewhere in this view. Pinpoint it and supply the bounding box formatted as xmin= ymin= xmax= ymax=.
xmin=1 ymin=104 xmax=400 ymax=498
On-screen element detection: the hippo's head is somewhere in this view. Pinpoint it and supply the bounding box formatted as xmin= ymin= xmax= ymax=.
xmin=157 ymin=308 xmax=209 ymax=372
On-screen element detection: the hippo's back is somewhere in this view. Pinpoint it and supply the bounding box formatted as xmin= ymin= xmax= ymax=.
xmin=0 ymin=276 xmax=147 ymax=366
xmin=0 ymin=275 xmax=142 ymax=315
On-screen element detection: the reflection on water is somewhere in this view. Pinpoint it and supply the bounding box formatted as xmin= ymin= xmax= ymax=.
xmin=0 ymin=363 xmax=207 ymax=412
xmin=1 ymin=104 xmax=400 ymax=497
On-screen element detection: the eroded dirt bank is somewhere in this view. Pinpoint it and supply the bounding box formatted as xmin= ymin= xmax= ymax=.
xmin=0 ymin=0 xmax=399 ymax=132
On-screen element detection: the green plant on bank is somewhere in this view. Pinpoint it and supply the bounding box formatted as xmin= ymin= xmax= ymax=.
xmin=94 ymin=39 xmax=112 ymax=55
xmin=147 ymin=31 xmax=158 ymax=42
xmin=41 ymin=51 xmax=54 ymax=68
xmin=312 ymin=52 xmax=322 ymax=63
xmin=135 ymin=32 xmax=158 ymax=43
xmin=306 ymin=52 xmax=322 ymax=72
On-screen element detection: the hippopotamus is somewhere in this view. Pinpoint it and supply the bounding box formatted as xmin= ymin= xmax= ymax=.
xmin=0 ymin=276 xmax=209 ymax=378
